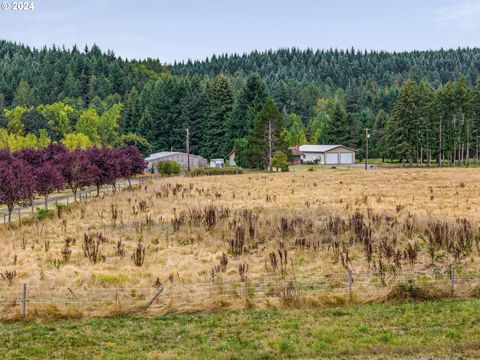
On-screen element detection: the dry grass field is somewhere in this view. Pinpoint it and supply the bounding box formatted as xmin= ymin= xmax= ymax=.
xmin=2 ymin=166 xmax=480 ymax=317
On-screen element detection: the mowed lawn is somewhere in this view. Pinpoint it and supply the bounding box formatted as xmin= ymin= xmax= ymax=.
xmin=1 ymin=300 xmax=480 ymax=359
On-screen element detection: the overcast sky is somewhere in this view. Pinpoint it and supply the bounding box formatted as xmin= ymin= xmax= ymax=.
xmin=1 ymin=0 xmax=480 ymax=63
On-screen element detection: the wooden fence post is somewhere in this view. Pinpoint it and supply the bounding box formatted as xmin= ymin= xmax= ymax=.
xmin=450 ymin=266 xmax=455 ymax=295
xmin=22 ymin=283 xmax=27 ymax=320
xmin=348 ymin=270 xmax=353 ymax=301
xmin=244 ymin=276 xmax=249 ymax=307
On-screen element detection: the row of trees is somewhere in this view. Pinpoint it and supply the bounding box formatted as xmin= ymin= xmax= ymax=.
xmin=6 ymin=40 xmax=480 ymax=166
xmin=0 ymin=144 xmax=145 ymax=221
xmin=0 ymin=100 xmax=121 ymax=145
xmin=378 ymin=77 xmax=480 ymax=166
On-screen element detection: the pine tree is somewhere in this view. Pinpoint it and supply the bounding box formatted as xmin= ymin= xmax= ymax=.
xmin=179 ymin=78 xmax=204 ymax=155
xmin=372 ymin=110 xmax=389 ymax=161
xmin=244 ymin=99 xmax=286 ymax=169
xmin=0 ymin=94 xmax=6 ymax=128
xmin=232 ymin=74 xmax=269 ymax=139
xmin=149 ymin=76 xmax=185 ymax=151
xmin=472 ymin=80 xmax=480 ymax=161
xmin=120 ymin=87 xmax=141 ymax=134
xmin=13 ymin=80 xmax=35 ymax=107
xmin=323 ymin=101 xmax=352 ymax=145
xmin=201 ymin=75 xmax=234 ymax=158
xmin=62 ymin=71 xmax=82 ymax=99
xmin=387 ymin=80 xmax=418 ymax=165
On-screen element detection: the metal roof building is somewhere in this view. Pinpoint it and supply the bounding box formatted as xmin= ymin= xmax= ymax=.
xmin=145 ymin=151 xmax=208 ymax=172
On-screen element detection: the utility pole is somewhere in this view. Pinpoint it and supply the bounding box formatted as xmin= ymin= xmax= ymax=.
xmin=268 ymin=119 xmax=273 ymax=172
xmin=186 ymin=128 xmax=190 ymax=172
xmin=365 ymin=128 xmax=369 ymax=170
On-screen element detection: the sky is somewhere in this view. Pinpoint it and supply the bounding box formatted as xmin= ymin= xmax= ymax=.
xmin=1 ymin=0 xmax=480 ymax=63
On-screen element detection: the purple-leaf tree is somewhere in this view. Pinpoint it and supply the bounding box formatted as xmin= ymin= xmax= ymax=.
xmin=14 ymin=148 xmax=44 ymax=169
xmin=87 ymin=147 xmax=121 ymax=196
xmin=35 ymin=161 xmax=64 ymax=209
xmin=41 ymin=142 xmax=68 ymax=163
xmin=0 ymin=158 xmax=36 ymax=222
xmin=119 ymin=146 xmax=147 ymax=186
xmin=0 ymin=149 xmax=12 ymax=163
xmin=59 ymin=150 xmax=98 ymax=201
xmin=116 ymin=148 xmax=133 ymax=185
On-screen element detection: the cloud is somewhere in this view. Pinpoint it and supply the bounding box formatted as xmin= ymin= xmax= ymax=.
xmin=436 ymin=1 xmax=480 ymax=31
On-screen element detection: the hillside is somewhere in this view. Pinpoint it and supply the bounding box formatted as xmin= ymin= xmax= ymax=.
xmin=170 ymin=47 xmax=480 ymax=88
xmin=2 ymin=40 xmax=480 ymax=165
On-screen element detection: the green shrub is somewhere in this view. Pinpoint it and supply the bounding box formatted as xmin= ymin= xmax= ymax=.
xmin=190 ymin=167 xmax=243 ymax=177
xmin=36 ymin=208 xmax=55 ymax=222
xmin=157 ymin=160 xmax=182 ymax=176
xmin=55 ymin=203 xmax=72 ymax=219
xmin=272 ymin=151 xmax=289 ymax=172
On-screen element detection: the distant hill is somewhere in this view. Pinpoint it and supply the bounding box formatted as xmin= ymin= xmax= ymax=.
xmin=169 ymin=47 xmax=480 ymax=88
xmin=2 ymin=39 xmax=480 ymax=107
xmin=0 ymin=39 xmax=165 ymax=106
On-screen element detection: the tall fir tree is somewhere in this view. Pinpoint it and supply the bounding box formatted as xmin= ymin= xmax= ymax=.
xmin=13 ymin=80 xmax=35 ymax=107
xmin=387 ymin=79 xmax=418 ymax=165
xmin=244 ymin=99 xmax=286 ymax=169
xmin=323 ymin=101 xmax=352 ymax=146
xmin=201 ymin=75 xmax=234 ymax=159
xmin=372 ymin=110 xmax=389 ymax=161
xmin=149 ymin=76 xmax=185 ymax=151
xmin=232 ymin=74 xmax=269 ymax=140
xmin=179 ymin=78 xmax=204 ymax=155
xmin=120 ymin=87 xmax=141 ymax=134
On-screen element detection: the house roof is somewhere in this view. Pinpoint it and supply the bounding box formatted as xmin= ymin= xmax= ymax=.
xmin=145 ymin=151 xmax=207 ymax=161
xmin=145 ymin=151 xmax=179 ymax=161
xmin=298 ymin=145 xmax=356 ymax=153
xmin=289 ymin=146 xmax=304 ymax=156
xmin=227 ymin=150 xmax=236 ymax=157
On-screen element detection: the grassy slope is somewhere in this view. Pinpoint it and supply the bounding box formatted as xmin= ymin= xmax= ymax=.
xmin=1 ymin=300 xmax=480 ymax=359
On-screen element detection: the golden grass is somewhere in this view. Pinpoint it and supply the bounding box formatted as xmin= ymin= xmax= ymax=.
xmin=1 ymin=166 xmax=480 ymax=316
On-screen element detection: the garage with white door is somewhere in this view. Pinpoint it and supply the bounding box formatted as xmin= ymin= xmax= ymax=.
xmin=340 ymin=152 xmax=353 ymax=164
xmin=298 ymin=145 xmax=356 ymax=165
xmin=326 ymin=152 xmax=339 ymax=164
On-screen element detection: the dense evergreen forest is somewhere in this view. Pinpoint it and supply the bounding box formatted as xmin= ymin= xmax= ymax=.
xmin=2 ymin=39 xmax=480 ymax=167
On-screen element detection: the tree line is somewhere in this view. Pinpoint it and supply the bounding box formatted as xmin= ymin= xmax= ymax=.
xmin=0 ymin=144 xmax=145 ymax=221
xmin=3 ymin=40 xmax=480 ymax=166
xmin=380 ymin=77 xmax=480 ymax=166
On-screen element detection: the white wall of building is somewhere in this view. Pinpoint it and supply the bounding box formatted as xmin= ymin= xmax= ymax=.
xmin=301 ymin=146 xmax=355 ymax=165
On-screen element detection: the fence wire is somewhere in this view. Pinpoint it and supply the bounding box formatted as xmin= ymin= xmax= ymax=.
xmin=0 ymin=178 xmax=147 ymax=224
xmin=0 ymin=269 xmax=479 ymax=319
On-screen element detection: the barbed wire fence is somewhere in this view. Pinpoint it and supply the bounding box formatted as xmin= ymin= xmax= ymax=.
xmin=1 ymin=268 xmax=479 ymax=320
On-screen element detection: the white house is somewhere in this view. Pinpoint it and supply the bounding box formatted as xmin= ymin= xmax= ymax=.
xmin=298 ymin=145 xmax=356 ymax=165
xmin=210 ymin=158 xmax=225 ymax=168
